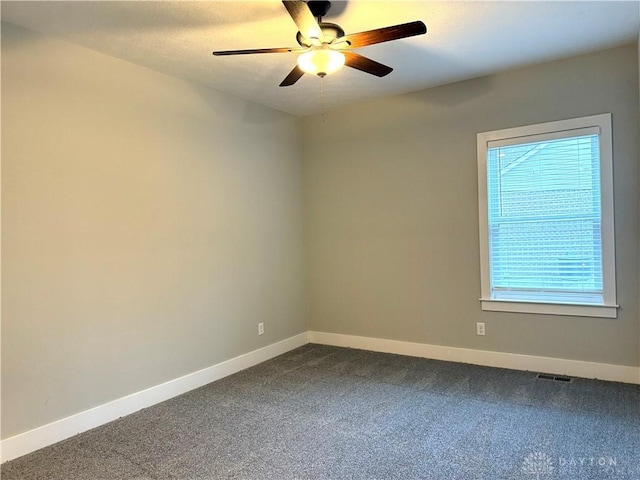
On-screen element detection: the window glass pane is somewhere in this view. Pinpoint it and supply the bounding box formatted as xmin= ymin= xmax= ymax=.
xmin=486 ymin=134 xmax=602 ymax=304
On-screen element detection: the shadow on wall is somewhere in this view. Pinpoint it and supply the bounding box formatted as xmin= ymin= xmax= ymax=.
xmin=382 ymin=46 xmax=495 ymax=109
xmin=412 ymin=72 xmax=495 ymax=107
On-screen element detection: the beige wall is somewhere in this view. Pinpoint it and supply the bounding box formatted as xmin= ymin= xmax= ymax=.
xmin=1 ymin=23 xmax=306 ymax=439
xmin=303 ymin=44 xmax=640 ymax=368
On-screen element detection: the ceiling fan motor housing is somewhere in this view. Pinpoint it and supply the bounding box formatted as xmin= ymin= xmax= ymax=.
xmin=296 ymin=22 xmax=345 ymax=47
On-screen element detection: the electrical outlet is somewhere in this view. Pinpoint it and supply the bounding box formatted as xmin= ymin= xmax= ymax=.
xmin=258 ymin=322 xmax=264 ymax=336
xmin=476 ymin=322 xmax=486 ymax=336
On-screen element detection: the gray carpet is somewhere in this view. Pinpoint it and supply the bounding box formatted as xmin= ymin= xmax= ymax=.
xmin=2 ymin=344 xmax=640 ymax=479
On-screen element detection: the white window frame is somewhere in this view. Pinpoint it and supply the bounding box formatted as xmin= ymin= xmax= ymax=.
xmin=477 ymin=113 xmax=617 ymax=318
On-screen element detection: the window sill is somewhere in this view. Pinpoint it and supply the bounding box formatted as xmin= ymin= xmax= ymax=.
xmin=479 ymin=299 xmax=618 ymax=318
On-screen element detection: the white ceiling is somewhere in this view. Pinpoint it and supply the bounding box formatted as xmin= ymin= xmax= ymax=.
xmin=2 ymin=1 xmax=639 ymax=117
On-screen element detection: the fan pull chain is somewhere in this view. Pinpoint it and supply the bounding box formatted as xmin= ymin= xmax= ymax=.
xmin=320 ymin=76 xmax=325 ymax=124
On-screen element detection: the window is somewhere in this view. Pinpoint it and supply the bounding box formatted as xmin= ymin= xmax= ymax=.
xmin=477 ymin=114 xmax=617 ymax=318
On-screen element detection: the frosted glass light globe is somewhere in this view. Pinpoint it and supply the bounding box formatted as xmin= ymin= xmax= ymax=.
xmin=297 ymin=47 xmax=345 ymax=77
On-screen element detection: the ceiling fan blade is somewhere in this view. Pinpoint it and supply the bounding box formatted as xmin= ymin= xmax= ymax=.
xmin=282 ymin=0 xmax=324 ymax=41
xmin=279 ymin=65 xmax=305 ymax=87
xmin=343 ymin=51 xmax=392 ymax=77
xmin=341 ymin=21 xmax=427 ymax=49
xmin=213 ymin=47 xmax=306 ymax=56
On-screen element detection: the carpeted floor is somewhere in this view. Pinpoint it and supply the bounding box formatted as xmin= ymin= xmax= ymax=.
xmin=2 ymin=344 xmax=640 ymax=479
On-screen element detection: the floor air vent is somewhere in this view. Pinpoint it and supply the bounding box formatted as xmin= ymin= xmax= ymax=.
xmin=537 ymin=373 xmax=573 ymax=383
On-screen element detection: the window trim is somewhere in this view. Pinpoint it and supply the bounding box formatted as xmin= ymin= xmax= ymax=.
xmin=477 ymin=114 xmax=617 ymax=318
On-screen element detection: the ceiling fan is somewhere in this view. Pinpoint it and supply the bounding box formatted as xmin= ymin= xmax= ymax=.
xmin=212 ymin=0 xmax=427 ymax=87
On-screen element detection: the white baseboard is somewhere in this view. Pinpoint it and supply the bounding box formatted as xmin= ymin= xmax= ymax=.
xmin=3 ymin=330 xmax=638 ymax=463
xmin=0 ymin=332 xmax=309 ymax=464
xmin=308 ymin=331 xmax=640 ymax=385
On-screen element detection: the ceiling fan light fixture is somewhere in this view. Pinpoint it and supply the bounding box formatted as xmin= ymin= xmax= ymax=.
xmin=213 ymin=1 xmax=428 ymax=87
xmin=297 ymin=46 xmax=345 ymax=77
